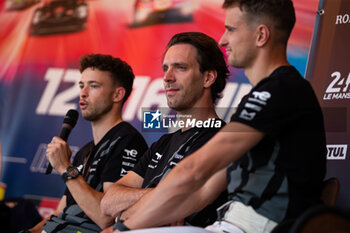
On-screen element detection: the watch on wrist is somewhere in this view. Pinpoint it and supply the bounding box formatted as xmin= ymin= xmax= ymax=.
xmin=61 ymin=166 xmax=80 ymax=183
xmin=113 ymin=221 xmax=130 ymax=231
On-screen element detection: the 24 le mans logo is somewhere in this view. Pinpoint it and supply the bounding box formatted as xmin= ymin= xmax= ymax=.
xmin=323 ymin=71 xmax=350 ymax=100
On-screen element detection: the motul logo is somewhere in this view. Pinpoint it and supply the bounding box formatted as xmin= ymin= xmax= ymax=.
xmin=327 ymin=145 xmax=347 ymax=160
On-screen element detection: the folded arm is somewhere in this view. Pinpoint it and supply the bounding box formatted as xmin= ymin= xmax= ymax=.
xmin=122 ymin=168 xmax=227 ymax=224
xmin=122 ymin=122 xmax=264 ymax=229
xmin=101 ymin=171 xmax=152 ymax=218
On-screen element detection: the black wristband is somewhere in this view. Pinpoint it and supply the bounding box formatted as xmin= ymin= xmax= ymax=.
xmin=113 ymin=221 xmax=130 ymax=231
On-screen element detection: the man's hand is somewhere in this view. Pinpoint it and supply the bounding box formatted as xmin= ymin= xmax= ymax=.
xmin=46 ymin=136 xmax=72 ymax=174
xmin=101 ymin=225 xmax=114 ymax=233
xmin=169 ymin=219 xmax=185 ymax=226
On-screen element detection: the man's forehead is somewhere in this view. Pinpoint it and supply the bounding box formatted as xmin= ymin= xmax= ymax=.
xmin=163 ymin=43 xmax=198 ymax=64
xmin=80 ymin=68 xmax=112 ymax=83
xmin=225 ymin=6 xmax=244 ymax=23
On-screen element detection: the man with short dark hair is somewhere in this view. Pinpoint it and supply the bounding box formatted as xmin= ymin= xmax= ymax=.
xmin=29 ymin=54 xmax=148 ymax=233
xmin=113 ymin=1 xmax=327 ymax=233
xmin=100 ymin=32 xmax=229 ymax=230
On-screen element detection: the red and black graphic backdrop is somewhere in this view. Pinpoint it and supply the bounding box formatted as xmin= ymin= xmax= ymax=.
xmin=306 ymin=0 xmax=350 ymax=209
xmin=2 ymin=0 xmax=343 ymax=216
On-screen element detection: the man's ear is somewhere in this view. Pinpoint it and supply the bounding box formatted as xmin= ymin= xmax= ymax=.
xmin=203 ymin=70 xmax=217 ymax=88
xmin=113 ymin=87 xmax=126 ymax=103
xmin=256 ymin=24 xmax=270 ymax=47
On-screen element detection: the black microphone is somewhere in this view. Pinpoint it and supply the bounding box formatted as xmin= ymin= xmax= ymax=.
xmin=46 ymin=109 xmax=79 ymax=174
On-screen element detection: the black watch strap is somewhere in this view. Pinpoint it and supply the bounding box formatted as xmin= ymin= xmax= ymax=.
xmin=113 ymin=211 xmax=130 ymax=231
xmin=61 ymin=166 xmax=79 ymax=183
xmin=61 ymin=169 xmax=69 ymax=183
xmin=113 ymin=221 xmax=130 ymax=231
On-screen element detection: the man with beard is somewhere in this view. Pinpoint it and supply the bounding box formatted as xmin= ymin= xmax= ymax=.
xmin=29 ymin=54 xmax=148 ymax=233
xmin=100 ymin=32 xmax=229 ymax=231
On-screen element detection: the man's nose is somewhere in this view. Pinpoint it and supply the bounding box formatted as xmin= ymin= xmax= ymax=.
xmin=219 ymin=32 xmax=228 ymax=47
xmin=163 ymin=68 xmax=175 ymax=83
xmin=80 ymin=86 xmax=88 ymax=98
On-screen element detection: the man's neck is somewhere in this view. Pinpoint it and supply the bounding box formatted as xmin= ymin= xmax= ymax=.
xmin=91 ymin=114 xmax=123 ymax=145
xmin=245 ymin=48 xmax=289 ymax=86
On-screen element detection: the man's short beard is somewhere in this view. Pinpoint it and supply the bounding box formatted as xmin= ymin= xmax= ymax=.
xmin=82 ymin=105 xmax=113 ymax=122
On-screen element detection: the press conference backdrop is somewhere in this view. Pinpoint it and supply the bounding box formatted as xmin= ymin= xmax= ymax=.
xmin=1 ymin=0 xmax=345 ymax=214
xmin=305 ymin=0 xmax=350 ymax=209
